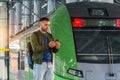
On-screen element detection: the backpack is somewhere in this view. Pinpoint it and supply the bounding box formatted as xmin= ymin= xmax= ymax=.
xmin=27 ymin=41 xmax=34 ymax=69
xmin=27 ymin=32 xmax=39 ymax=69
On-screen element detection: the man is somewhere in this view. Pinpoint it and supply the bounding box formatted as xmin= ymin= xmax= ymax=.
xmin=30 ymin=17 xmax=60 ymax=80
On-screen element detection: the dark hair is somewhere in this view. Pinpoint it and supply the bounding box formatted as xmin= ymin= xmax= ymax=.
xmin=39 ymin=17 xmax=49 ymax=22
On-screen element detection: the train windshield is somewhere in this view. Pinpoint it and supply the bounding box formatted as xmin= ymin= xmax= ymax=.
xmin=74 ymin=29 xmax=120 ymax=63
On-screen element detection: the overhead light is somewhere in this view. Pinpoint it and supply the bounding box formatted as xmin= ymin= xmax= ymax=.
xmin=42 ymin=3 xmax=48 ymax=8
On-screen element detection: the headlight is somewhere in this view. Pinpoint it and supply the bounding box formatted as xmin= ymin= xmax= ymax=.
xmin=67 ymin=68 xmax=83 ymax=78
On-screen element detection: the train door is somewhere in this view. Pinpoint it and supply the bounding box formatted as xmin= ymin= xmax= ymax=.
xmin=0 ymin=2 xmax=9 ymax=80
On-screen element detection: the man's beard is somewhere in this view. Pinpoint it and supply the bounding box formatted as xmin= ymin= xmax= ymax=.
xmin=41 ymin=28 xmax=47 ymax=33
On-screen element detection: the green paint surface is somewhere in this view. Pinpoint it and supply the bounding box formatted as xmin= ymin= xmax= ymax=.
xmin=50 ymin=5 xmax=79 ymax=80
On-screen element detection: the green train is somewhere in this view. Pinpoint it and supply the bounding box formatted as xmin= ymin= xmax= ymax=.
xmin=50 ymin=2 xmax=120 ymax=80
xmin=10 ymin=2 xmax=120 ymax=80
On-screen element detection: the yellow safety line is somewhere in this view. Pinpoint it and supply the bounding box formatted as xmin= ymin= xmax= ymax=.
xmin=0 ymin=48 xmax=10 ymax=52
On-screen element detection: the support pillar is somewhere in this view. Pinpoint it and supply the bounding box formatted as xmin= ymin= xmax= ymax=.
xmin=22 ymin=0 xmax=31 ymax=28
xmin=47 ymin=0 xmax=55 ymax=13
xmin=15 ymin=1 xmax=22 ymax=34
xmin=34 ymin=0 xmax=41 ymax=22
xmin=9 ymin=8 xmax=15 ymax=37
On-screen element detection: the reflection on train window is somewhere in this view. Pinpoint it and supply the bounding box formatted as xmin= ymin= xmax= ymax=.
xmin=74 ymin=30 xmax=120 ymax=63
xmin=89 ymin=8 xmax=108 ymax=16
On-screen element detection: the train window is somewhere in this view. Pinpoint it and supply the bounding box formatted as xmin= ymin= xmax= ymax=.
xmin=73 ymin=30 xmax=120 ymax=63
xmin=88 ymin=8 xmax=108 ymax=16
xmin=84 ymin=19 xmax=116 ymax=27
xmin=71 ymin=18 xmax=117 ymax=27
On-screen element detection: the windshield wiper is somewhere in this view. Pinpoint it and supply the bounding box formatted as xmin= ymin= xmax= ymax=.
xmin=106 ymin=36 xmax=114 ymax=76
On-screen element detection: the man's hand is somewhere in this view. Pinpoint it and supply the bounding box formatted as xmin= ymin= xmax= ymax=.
xmin=49 ymin=41 xmax=56 ymax=48
xmin=55 ymin=41 xmax=60 ymax=49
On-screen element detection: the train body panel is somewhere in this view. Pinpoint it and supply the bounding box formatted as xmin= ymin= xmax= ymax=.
xmin=66 ymin=2 xmax=120 ymax=18
xmin=78 ymin=63 xmax=120 ymax=80
xmin=50 ymin=5 xmax=79 ymax=80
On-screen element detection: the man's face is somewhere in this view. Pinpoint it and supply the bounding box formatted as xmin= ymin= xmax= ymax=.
xmin=40 ymin=20 xmax=50 ymax=33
